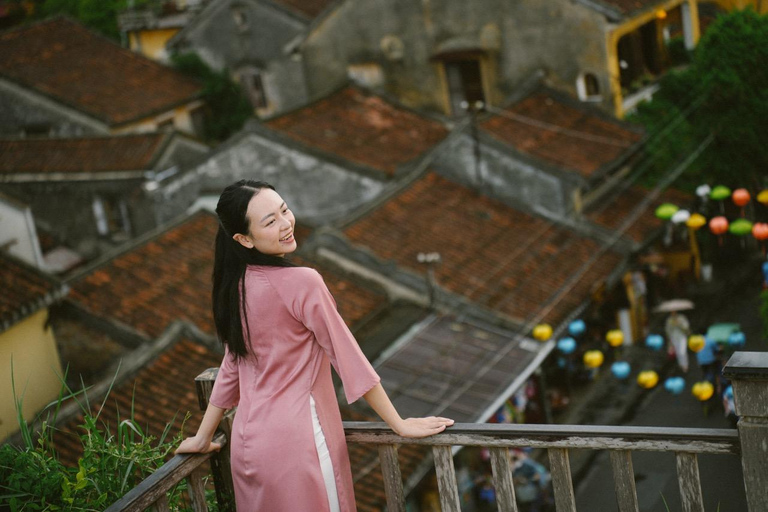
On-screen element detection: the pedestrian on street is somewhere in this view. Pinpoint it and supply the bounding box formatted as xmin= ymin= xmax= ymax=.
xmin=176 ymin=180 xmax=454 ymax=511
xmin=665 ymin=310 xmax=691 ymax=373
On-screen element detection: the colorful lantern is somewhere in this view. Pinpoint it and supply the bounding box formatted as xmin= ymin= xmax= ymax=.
xmin=728 ymin=331 xmax=746 ymax=348
xmin=557 ymin=337 xmax=577 ymax=354
xmin=758 ymin=190 xmax=768 ymax=206
xmin=752 ymin=223 xmax=768 ymax=241
xmin=606 ymin=329 xmax=624 ymax=347
xmin=655 ymin=203 xmax=679 ymax=220
xmin=583 ymin=350 xmax=604 ymax=369
xmin=568 ymin=319 xmax=586 ymax=337
xmin=671 ymin=209 xmax=691 ymax=224
xmin=688 ymin=334 xmax=706 ymax=353
xmin=664 ymin=376 xmax=685 ymax=394
xmin=692 ymin=381 xmax=715 ymax=401
xmin=696 ymin=184 xmax=711 ymax=198
xmin=686 ymin=213 xmax=706 ymax=231
xmin=710 ymin=185 xmax=732 ymax=201
xmin=732 ymin=188 xmax=751 ymax=207
xmin=533 ymin=323 xmax=553 ymax=341
xmin=637 ymin=371 xmax=659 ymax=389
xmin=730 ymin=218 xmax=754 ymax=236
xmin=611 ymin=361 xmax=631 ymax=379
xmin=645 ymin=334 xmax=664 ymax=351
xmin=763 ymin=261 xmax=768 ymax=285
xmin=709 ymin=216 xmax=729 ymax=235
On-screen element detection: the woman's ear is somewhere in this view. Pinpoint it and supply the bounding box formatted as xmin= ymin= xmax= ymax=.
xmin=233 ymin=233 xmax=253 ymax=249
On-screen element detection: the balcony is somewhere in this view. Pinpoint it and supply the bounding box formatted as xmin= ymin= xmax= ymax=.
xmin=106 ymin=352 xmax=768 ymax=512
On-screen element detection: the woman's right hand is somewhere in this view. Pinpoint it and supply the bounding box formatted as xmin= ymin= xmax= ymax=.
xmin=394 ymin=416 xmax=454 ymax=439
xmin=175 ymin=434 xmax=222 ymax=454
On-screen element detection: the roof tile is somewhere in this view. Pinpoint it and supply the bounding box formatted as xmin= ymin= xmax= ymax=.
xmin=0 ymin=17 xmax=202 ymax=125
xmin=267 ymin=86 xmax=448 ymax=177
xmin=0 ymin=252 xmax=64 ymax=331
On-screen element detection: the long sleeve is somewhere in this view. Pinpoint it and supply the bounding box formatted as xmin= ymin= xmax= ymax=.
xmin=209 ymin=345 xmax=241 ymax=410
xmin=292 ymin=268 xmax=381 ymax=404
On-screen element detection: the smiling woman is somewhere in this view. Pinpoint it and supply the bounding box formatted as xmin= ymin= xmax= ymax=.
xmin=176 ymin=180 xmax=453 ymax=512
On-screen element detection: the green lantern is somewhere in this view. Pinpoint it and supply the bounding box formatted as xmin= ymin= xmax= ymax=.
xmin=710 ymin=185 xmax=732 ymax=201
xmin=655 ymin=203 xmax=679 ymax=220
xmin=730 ymin=218 xmax=753 ymax=236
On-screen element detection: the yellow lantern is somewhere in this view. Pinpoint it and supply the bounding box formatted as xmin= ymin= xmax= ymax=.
xmin=758 ymin=189 xmax=768 ymax=206
xmin=692 ymin=381 xmax=714 ymax=401
xmin=583 ymin=350 xmax=604 ymax=369
xmin=688 ymin=335 xmax=706 ymax=353
xmin=533 ymin=323 xmax=553 ymax=341
xmin=686 ymin=213 xmax=707 ymax=230
xmin=637 ymin=370 xmax=659 ymax=389
xmin=606 ymin=329 xmax=624 ymax=347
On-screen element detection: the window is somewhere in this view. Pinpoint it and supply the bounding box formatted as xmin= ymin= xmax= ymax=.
xmin=236 ymin=67 xmax=268 ymax=109
xmin=444 ymin=59 xmax=485 ymax=116
xmin=93 ymin=195 xmax=131 ymax=238
xmin=577 ymin=73 xmax=602 ymax=102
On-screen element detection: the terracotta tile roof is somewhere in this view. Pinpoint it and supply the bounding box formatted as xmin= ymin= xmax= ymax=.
xmin=70 ymin=213 xmax=384 ymax=339
xmin=266 ymin=86 xmax=449 ymax=177
xmin=0 ymin=17 xmax=202 ymax=126
xmin=586 ymin=186 xmax=694 ymax=243
xmin=53 ymin=336 xmax=223 ymax=466
xmin=0 ymin=251 xmax=66 ymax=332
xmin=0 ymin=134 xmax=168 ymax=176
xmin=344 ymin=173 xmax=624 ymax=325
xmin=481 ymin=91 xmax=643 ymax=179
xmin=273 ymin=0 xmax=335 ymax=18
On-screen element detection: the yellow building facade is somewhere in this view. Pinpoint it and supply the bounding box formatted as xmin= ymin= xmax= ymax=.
xmin=1 ymin=309 xmax=63 ymax=441
xmin=128 ymin=28 xmax=181 ymax=62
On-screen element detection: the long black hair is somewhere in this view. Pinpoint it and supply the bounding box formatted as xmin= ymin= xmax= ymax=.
xmin=212 ymin=179 xmax=295 ymax=359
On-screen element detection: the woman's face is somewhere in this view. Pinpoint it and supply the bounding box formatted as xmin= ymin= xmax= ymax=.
xmin=234 ymin=188 xmax=297 ymax=257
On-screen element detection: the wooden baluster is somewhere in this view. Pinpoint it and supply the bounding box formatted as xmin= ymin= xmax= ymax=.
xmin=610 ymin=450 xmax=639 ymax=512
xmin=378 ymin=444 xmax=406 ymax=512
xmin=432 ymin=446 xmax=461 ymax=512
xmin=489 ymin=447 xmax=518 ymax=512
xmin=151 ymin=494 xmax=170 ymax=512
xmin=196 ymin=368 xmax=236 ymax=512
xmin=675 ymin=452 xmax=704 ymax=512
xmin=548 ymin=448 xmax=577 ymax=512
xmin=187 ymin=467 xmax=209 ymax=512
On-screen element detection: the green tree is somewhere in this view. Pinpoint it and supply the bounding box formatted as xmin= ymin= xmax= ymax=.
xmin=32 ymin=0 xmax=150 ymax=40
xmin=630 ymin=8 xmax=768 ymax=190
xmin=171 ymin=53 xmax=253 ymax=142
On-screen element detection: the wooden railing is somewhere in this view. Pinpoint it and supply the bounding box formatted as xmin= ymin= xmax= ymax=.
xmin=106 ymin=352 xmax=768 ymax=512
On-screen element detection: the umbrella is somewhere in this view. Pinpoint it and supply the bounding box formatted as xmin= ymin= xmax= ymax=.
xmin=706 ymin=322 xmax=741 ymax=344
xmin=653 ymin=299 xmax=694 ymax=313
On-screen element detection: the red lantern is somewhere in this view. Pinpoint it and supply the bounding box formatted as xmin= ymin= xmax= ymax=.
xmin=709 ymin=216 xmax=729 ymax=235
xmin=753 ymin=223 xmax=768 ymax=241
xmin=733 ymin=188 xmax=751 ymax=207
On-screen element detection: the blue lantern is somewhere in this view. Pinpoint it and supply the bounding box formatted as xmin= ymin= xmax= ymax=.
xmin=762 ymin=262 xmax=768 ymax=285
xmin=568 ymin=319 xmax=586 ymax=337
xmin=724 ymin=385 xmax=734 ymax=400
xmin=557 ymin=337 xmax=577 ymax=355
xmin=664 ymin=377 xmax=685 ymax=395
xmin=728 ymin=331 xmax=746 ymax=348
xmin=645 ymin=334 xmax=664 ymax=351
xmin=611 ymin=361 xmax=631 ymax=379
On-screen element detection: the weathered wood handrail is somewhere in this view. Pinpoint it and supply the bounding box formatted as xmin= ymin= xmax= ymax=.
xmin=104 ymin=432 xmax=227 ymax=512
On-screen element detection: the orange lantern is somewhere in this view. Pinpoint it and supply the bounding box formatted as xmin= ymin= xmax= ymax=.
xmin=709 ymin=216 xmax=729 ymax=235
xmin=606 ymin=329 xmax=624 ymax=348
xmin=733 ymin=188 xmax=750 ymax=207
xmin=753 ymin=223 xmax=768 ymax=241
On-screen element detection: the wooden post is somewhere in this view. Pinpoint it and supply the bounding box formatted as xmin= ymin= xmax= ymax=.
xmin=723 ymin=351 xmax=768 ymax=512
xmin=195 ymin=368 xmax=236 ymax=512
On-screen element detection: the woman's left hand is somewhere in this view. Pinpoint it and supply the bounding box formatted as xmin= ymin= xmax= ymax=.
xmin=394 ymin=416 xmax=454 ymax=438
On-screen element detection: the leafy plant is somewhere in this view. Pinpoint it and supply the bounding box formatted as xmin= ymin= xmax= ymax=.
xmin=0 ymin=364 xmax=210 ymax=511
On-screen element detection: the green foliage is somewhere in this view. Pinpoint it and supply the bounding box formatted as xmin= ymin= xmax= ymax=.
xmin=760 ymin=289 xmax=768 ymax=340
xmin=31 ymin=0 xmax=150 ymax=40
xmin=171 ymin=53 xmax=253 ymax=142
xmin=630 ymin=8 xmax=768 ymax=190
xmin=0 ymin=367 xmax=212 ymax=511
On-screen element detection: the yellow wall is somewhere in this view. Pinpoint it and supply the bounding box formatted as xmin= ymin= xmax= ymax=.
xmin=110 ymin=99 xmax=204 ymax=136
xmin=0 ymin=309 xmax=63 ymax=441
xmin=128 ymin=28 xmax=180 ymax=61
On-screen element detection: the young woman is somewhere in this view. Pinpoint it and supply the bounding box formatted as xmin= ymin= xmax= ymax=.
xmin=176 ymin=180 xmax=453 ymax=511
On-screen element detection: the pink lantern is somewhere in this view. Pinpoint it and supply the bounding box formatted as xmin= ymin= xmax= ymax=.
xmin=709 ymin=216 xmax=729 ymax=235
xmin=733 ymin=188 xmax=751 ymax=207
